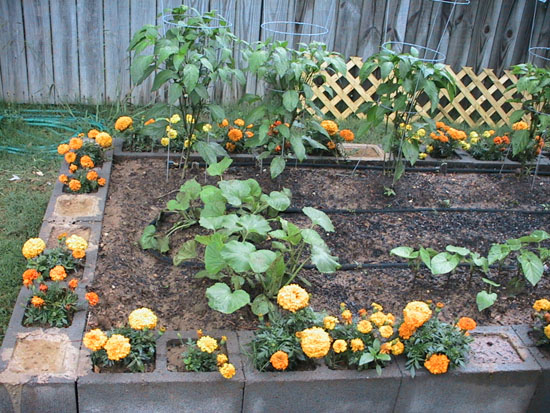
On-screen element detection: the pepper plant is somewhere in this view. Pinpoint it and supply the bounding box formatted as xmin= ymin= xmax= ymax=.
xmin=129 ymin=5 xmax=244 ymax=176
xmin=242 ymin=40 xmax=347 ymax=178
xmin=358 ymin=47 xmax=456 ymax=186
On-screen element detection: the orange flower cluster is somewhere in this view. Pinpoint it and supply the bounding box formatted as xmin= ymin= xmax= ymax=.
xmin=536 ymin=135 xmax=545 ymax=155
xmin=424 ymin=353 xmax=450 ymax=374
xmin=85 ymin=292 xmax=99 ymax=306
xmin=270 ymin=350 xmax=289 ymax=370
xmin=493 ymin=136 xmax=510 ymax=146
xmin=432 ymin=122 xmax=466 ymax=142
xmin=228 ymin=129 xmax=243 ymax=142
xmin=31 ymin=296 xmax=45 ymax=308
xmin=22 ymin=269 xmax=40 ymax=288
xmin=49 ymin=265 xmax=67 ymax=281
xmin=456 ymin=317 xmax=476 ymax=331
xmin=399 ymin=301 xmax=432 ymax=340
xmin=512 ymin=121 xmax=529 ymax=131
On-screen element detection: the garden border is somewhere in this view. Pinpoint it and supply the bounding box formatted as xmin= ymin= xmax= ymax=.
xmin=0 ymin=144 xmax=548 ymax=412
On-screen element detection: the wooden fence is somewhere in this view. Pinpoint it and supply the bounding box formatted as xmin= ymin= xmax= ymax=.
xmin=1 ymin=0 xmax=549 ymax=106
xmin=311 ymin=56 xmax=523 ymax=127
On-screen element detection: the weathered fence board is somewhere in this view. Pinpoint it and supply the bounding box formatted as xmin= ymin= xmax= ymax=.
xmin=1 ymin=0 xmax=548 ymax=105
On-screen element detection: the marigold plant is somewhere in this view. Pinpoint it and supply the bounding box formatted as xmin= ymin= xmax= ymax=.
xmin=531 ymin=298 xmax=550 ymax=346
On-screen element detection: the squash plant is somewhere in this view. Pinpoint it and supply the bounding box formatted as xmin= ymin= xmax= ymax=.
xmin=358 ymin=47 xmax=456 ymax=186
xmin=242 ymin=40 xmax=347 ymax=178
xmin=129 ymin=5 xmax=244 ymax=176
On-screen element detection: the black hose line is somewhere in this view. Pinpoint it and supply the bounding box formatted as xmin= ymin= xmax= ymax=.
xmin=281 ymin=207 xmax=550 ymax=215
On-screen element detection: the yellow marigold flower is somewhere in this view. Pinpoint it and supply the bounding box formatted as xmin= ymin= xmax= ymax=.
xmin=545 ymin=325 xmax=550 ymax=339
xmin=379 ymin=325 xmax=393 ymax=338
xmin=512 ymin=121 xmax=529 ymax=131
xmin=219 ymin=362 xmax=236 ymax=379
xmin=228 ymin=129 xmax=243 ymax=142
xmin=426 ymin=145 xmax=434 ymax=153
xmin=391 ymin=339 xmax=404 ymax=355
xmin=300 ymin=327 xmax=331 ymax=359
xmin=202 ymin=123 xmax=212 ymax=132
xmin=88 ymin=129 xmax=100 ymax=139
xmin=83 ymin=329 xmax=108 ymax=351
xmin=399 ymin=122 xmax=406 ymax=129
xmin=49 ymin=265 xmax=67 ymax=281
xmin=69 ymin=137 xmax=83 ymax=150
xmin=339 ymin=129 xmax=355 ymax=142
xmin=31 ymin=296 xmax=45 ymax=308
xmin=406 ymin=124 xmax=413 ymax=131
xmin=161 ymin=137 xmax=170 ymax=147
xmin=320 ymin=120 xmax=338 ymax=136
xmin=72 ymin=249 xmax=86 ymax=259
xmin=169 ymin=114 xmax=181 ymax=124
xmin=469 ymin=131 xmax=479 ymax=139
xmin=185 ymin=114 xmax=195 ymax=124
xmin=380 ymin=342 xmax=392 ymax=354
xmin=456 ymin=317 xmax=476 ymax=331
xmin=57 ymin=144 xmax=70 ymax=155
xmin=65 ymin=152 xmax=77 ymax=164
xmin=97 ymin=177 xmax=106 ymax=186
xmin=22 ymin=238 xmax=46 ymax=259
xmin=197 ymin=336 xmax=218 ymax=353
xmin=403 ymin=301 xmax=432 ymax=329
xmin=66 ymin=235 xmax=88 ymax=252
xmin=80 ymin=155 xmax=94 ymax=169
xmin=372 ymin=302 xmax=383 ymax=312
xmin=96 ymin=132 xmax=113 ymax=148
xmin=270 ymin=350 xmax=289 ymax=371
xmin=167 ymin=128 xmax=178 ymax=139
xmin=234 ymin=118 xmax=245 ymax=127
xmin=221 ymin=335 xmax=227 ymax=342
xmin=357 ymin=319 xmax=373 ymax=334
xmin=482 ymin=130 xmax=491 ymax=138
xmin=341 ymin=309 xmax=353 ymax=325
xmin=86 ymin=170 xmax=98 ymax=181
xmin=533 ymin=299 xmax=550 ymax=312
xmin=128 ymin=308 xmax=158 ymax=330
xmin=369 ymin=312 xmax=386 ymax=327
xmin=277 ymin=284 xmax=309 ymax=312
xmin=424 ymin=353 xmax=450 ymax=374
xmin=115 ymin=116 xmax=133 ymax=132
xmin=333 ymin=339 xmax=347 ymax=353
xmin=217 ymin=353 xmax=229 ymax=366
xmin=323 ymin=316 xmax=338 ymax=330
xmin=219 ymin=119 xmax=229 ymax=127
xmin=386 ymin=313 xmax=396 ymax=326
xmin=350 ymin=338 xmax=364 ymax=352
xmin=104 ymin=334 xmax=131 ymax=361
xmin=419 ymin=153 xmax=427 ymax=160
xmin=417 ymin=128 xmax=426 ymax=137
xmin=184 ymin=139 xmax=191 ymax=148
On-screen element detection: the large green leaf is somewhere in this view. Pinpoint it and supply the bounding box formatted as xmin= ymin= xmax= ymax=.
xmin=430 ymin=252 xmax=459 ymax=275
xmin=206 ymin=283 xmax=250 ymax=314
xmin=270 ymin=157 xmax=286 ymax=179
xmin=237 ymin=215 xmax=272 ymax=237
xmin=311 ymin=245 xmax=340 ymax=273
xmin=446 ymin=245 xmax=471 ymax=257
xmin=151 ymin=69 xmax=176 ymax=91
xmin=301 ymin=228 xmax=327 ymax=248
xmin=205 ymin=237 xmax=226 ymax=275
xmin=173 ymin=240 xmax=198 ymax=266
xmin=180 ymin=178 xmax=202 ymax=200
xmin=219 ymin=180 xmax=251 ymax=207
xmin=131 ymin=55 xmax=154 ymax=85
xmin=283 ymin=90 xmax=299 ymax=112
xmin=249 ymin=250 xmax=277 ymax=273
xmin=207 ymin=157 xmax=233 ymax=176
xmin=290 ymin=134 xmax=306 ymax=161
xmin=518 ymin=230 xmax=550 ymax=244
xmin=302 ymin=207 xmax=335 ymax=232
xmin=248 ymin=50 xmax=268 ymax=73
xmin=251 ymin=294 xmax=272 ymax=317
xmin=168 ymin=83 xmax=183 ymax=104
xmin=390 ymin=246 xmax=418 ymax=259
xmin=476 ymin=290 xmax=497 ymax=311
xmin=183 ymin=64 xmax=199 ymax=92
xmin=209 ymin=104 xmax=225 ymax=123
xmin=139 ymin=225 xmax=158 ymax=250
xmin=261 ymin=191 xmax=291 ymax=211
xmin=518 ymin=251 xmax=544 ymax=286
xmin=221 ymin=241 xmax=256 ymax=273
xmin=488 ymin=244 xmax=511 ymax=265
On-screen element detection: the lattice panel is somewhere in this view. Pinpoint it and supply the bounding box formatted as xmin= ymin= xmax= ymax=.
xmin=309 ymin=57 xmax=525 ymax=128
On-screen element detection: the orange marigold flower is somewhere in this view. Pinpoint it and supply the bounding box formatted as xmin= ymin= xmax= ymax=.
xmin=380 ymin=342 xmax=392 ymax=354
xmin=49 ymin=265 xmax=67 ymax=281
xmin=72 ymin=249 xmax=86 ymax=259
xmin=339 ymin=129 xmax=355 ymax=142
xmin=327 ymin=141 xmax=336 ymax=150
xmin=219 ymin=362 xmax=236 ymax=379
xmin=115 ymin=116 xmax=133 ymax=132
xmin=321 ymin=120 xmax=338 ymax=136
xmin=333 ymin=339 xmax=347 ymax=353
xmin=246 ymin=124 xmax=254 ymax=129
xmin=68 ymin=278 xmax=79 ymax=290
xmin=493 ymin=136 xmax=503 ymax=145
xmin=59 ymin=174 xmax=69 ymax=184
xmin=245 ymin=131 xmax=254 ymax=138
xmin=57 ymin=144 xmax=70 ymax=155
xmin=98 ymin=178 xmax=106 ymax=186
xmin=69 ymin=137 xmax=83 ymax=150
xmin=234 ymin=118 xmax=245 ymax=127
xmin=358 ymin=308 xmax=367 ymax=317
xmin=31 ymin=296 xmax=45 ymax=308
xmin=95 ymin=132 xmax=113 ymax=148
xmin=512 ymin=121 xmax=529 ymax=131
xmin=435 ymin=121 xmax=446 ymax=129
xmin=86 ymin=170 xmax=98 ymax=181
xmin=274 ymin=145 xmax=281 ymax=152
xmin=219 ymin=119 xmax=229 ymax=128
xmin=83 ymin=329 xmax=108 ymax=351
xmin=217 ymin=353 xmax=229 ymax=366
xmin=398 ymin=322 xmax=416 ymax=340
xmin=39 ymin=283 xmax=48 ymax=292
xmin=424 ymin=353 xmax=450 ymax=374
xmin=225 ymin=142 xmax=236 ymax=152
xmin=502 ymin=136 xmax=510 ymax=145
xmin=436 ymin=302 xmax=445 ymax=308
xmin=196 ymin=329 xmax=203 ymax=338
xmin=403 ymin=301 xmax=432 ymax=329
xmin=533 ymin=299 xmax=550 ymax=312
xmin=341 ymin=309 xmax=353 ymax=325
xmin=270 ymin=350 xmax=289 ymax=370
xmin=88 ymin=129 xmax=100 ymax=139
xmin=65 ymin=152 xmax=77 ymax=164
xmin=22 ymin=269 xmax=40 ymax=288
xmin=80 ymin=155 xmax=95 ymax=169
xmin=69 ymin=164 xmax=78 ymax=173
xmin=85 ymin=292 xmax=99 ymax=306
xmin=68 ymin=179 xmax=81 ymax=192
xmin=144 ymin=118 xmax=155 ymax=126
xmin=456 ymin=317 xmax=476 ymax=331
xmin=228 ymin=129 xmax=243 ymax=142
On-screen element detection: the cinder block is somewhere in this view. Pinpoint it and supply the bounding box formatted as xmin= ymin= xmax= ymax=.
xmin=394 ymin=326 xmax=540 ymax=413
xmin=77 ymin=330 xmax=244 ymax=413
xmin=239 ymin=331 xmax=402 ymax=413
xmin=513 ymin=324 xmax=550 ymax=413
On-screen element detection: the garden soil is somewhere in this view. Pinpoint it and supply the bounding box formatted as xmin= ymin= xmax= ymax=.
xmin=87 ymin=159 xmax=550 ymax=332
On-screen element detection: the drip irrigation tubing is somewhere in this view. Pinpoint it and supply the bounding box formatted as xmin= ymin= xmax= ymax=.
xmin=281 ymin=207 xmax=550 ymax=215
xmin=166 ymin=160 xmax=550 ymax=176
xmin=0 ymin=110 xmax=105 ymax=154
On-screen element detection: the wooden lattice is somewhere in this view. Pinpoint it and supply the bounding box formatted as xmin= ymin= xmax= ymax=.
xmin=310 ymin=57 xmax=524 ymax=128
